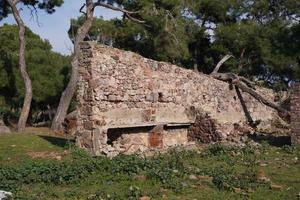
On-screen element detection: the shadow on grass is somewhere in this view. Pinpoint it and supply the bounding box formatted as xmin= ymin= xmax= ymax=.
xmin=249 ymin=134 xmax=291 ymax=147
xmin=39 ymin=135 xmax=74 ymax=148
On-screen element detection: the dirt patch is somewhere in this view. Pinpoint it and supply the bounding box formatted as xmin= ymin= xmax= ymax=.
xmin=27 ymin=151 xmax=68 ymax=160
xmin=24 ymin=127 xmax=53 ymax=134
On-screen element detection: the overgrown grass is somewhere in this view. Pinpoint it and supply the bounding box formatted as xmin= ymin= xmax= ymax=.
xmin=0 ymin=133 xmax=299 ymax=199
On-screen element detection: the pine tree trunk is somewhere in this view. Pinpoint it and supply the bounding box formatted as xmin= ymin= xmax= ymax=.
xmin=193 ymin=63 xmax=199 ymax=72
xmin=7 ymin=0 xmax=33 ymax=132
xmin=51 ymin=0 xmax=94 ymax=131
xmin=50 ymin=58 xmax=78 ymax=131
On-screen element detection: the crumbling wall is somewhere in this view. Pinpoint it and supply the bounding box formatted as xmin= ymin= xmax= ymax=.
xmin=76 ymin=42 xmax=282 ymax=156
xmin=291 ymin=83 xmax=300 ymax=145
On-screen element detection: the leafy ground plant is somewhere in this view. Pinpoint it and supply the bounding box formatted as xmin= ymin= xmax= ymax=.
xmin=0 ymin=133 xmax=299 ymax=199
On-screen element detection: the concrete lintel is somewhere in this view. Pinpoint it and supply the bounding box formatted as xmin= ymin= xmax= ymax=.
xmin=106 ymin=122 xmax=192 ymax=129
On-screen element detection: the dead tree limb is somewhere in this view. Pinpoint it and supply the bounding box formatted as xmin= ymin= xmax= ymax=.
xmin=210 ymin=54 xmax=234 ymax=74
xmin=234 ymin=80 xmax=290 ymax=119
xmin=238 ymin=48 xmax=245 ymax=73
xmin=210 ymin=55 xmax=290 ymax=121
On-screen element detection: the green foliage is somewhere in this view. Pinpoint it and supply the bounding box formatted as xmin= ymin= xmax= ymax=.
xmin=0 ymin=144 xmax=263 ymax=193
xmin=192 ymin=0 xmax=300 ymax=87
xmin=201 ymin=143 xmax=232 ymax=156
xmin=1 ymin=133 xmax=300 ymax=199
xmin=70 ymin=0 xmax=300 ymax=89
xmin=127 ymin=186 xmax=142 ymax=200
xmin=108 ymin=155 xmax=146 ymax=175
xmin=69 ymin=0 xmax=196 ymax=68
xmin=281 ymin=144 xmax=299 ymax=154
xmin=85 ymin=186 xmax=144 ymax=200
xmin=0 ymin=0 xmax=64 ymax=20
xmin=0 ymin=158 xmax=98 ymax=192
xmin=0 ymin=106 xmax=18 ymax=120
xmin=0 ymin=24 xmax=70 ymax=119
xmin=87 ymin=190 xmax=122 ymax=200
xmin=213 ymin=21 xmax=300 ymax=89
xmin=211 ymin=167 xmax=263 ymax=191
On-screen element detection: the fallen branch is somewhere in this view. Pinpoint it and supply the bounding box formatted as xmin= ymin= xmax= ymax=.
xmin=210 ymin=55 xmax=290 ymax=122
xmin=33 ymin=121 xmax=51 ymax=127
xmin=210 ymin=54 xmax=234 ymax=74
xmin=234 ymin=79 xmax=290 ymax=119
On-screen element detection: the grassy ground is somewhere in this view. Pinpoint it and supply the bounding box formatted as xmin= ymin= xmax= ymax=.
xmin=0 ymin=132 xmax=299 ymax=200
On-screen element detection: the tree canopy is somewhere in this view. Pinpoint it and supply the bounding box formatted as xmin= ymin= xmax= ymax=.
xmin=0 ymin=0 xmax=64 ymax=20
xmin=0 ymin=24 xmax=70 ymax=114
xmin=69 ymin=0 xmax=193 ymax=65
xmin=0 ymin=0 xmax=299 ymax=127
xmin=69 ymin=0 xmax=300 ymax=89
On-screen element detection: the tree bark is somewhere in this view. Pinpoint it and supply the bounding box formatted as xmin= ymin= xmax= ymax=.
xmin=7 ymin=0 xmax=33 ymax=132
xmin=193 ymin=63 xmax=199 ymax=73
xmin=51 ymin=0 xmax=94 ymax=131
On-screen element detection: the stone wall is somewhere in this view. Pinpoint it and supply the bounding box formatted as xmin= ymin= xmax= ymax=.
xmin=291 ymin=83 xmax=300 ymax=145
xmin=76 ymin=42 xmax=283 ymax=156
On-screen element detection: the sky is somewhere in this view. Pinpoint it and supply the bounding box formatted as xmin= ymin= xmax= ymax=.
xmin=0 ymin=0 xmax=122 ymax=55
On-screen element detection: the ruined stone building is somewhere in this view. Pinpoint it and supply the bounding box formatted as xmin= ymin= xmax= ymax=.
xmin=76 ymin=42 xmax=288 ymax=156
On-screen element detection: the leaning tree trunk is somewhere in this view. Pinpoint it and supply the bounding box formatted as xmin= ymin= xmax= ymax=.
xmin=51 ymin=0 xmax=94 ymax=131
xmin=51 ymin=0 xmax=145 ymax=131
xmin=7 ymin=0 xmax=33 ymax=132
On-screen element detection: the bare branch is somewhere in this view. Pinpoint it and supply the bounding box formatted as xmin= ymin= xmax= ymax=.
xmin=26 ymin=5 xmax=34 ymax=20
xmin=152 ymin=3 xmax=159 ymax=15
xmin=79 ymin=3 xmax=86 ymax=15
xmin=166 ymin=10 xmax=177 ymax=27
xmin=13 ymin=0 xmax=20 ymax=5
xmin=164 ymin=10 xmax=179 ymax=44
xmin=93 ymin=1 xmax=146 ymax=24
xmin=64 ymin=42 xmax=73 ymax=54
xmin=209 ymin=52 xmax=289 ymax=121
xmin=238 ymin=48 xmax=245 ymax=73
xmin=211 ymin=72 xmax=290 ymax=121
xmin=233 ymin=79 xmax=290 ymax=120
xmin=211 ymin=54 xmax=234 ymax=74
xmin=239 ymin=76 xmax=256 ymax=89
xmin=26 ymin=5 xmax=42 ymax=27
xmin=94 ymin=1 xmax=139 ymax=14
xmin=168 ymin=31 xmax=179 ymax=44
xmin=124 ymin=12 xmax=146 ymax=24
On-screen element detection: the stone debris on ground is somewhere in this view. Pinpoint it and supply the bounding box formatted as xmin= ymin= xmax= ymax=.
xmin=233 ymin=187 xmax=242 ymax=194
xmin=27 ymin=151 xmax=66 ymax=160
xmin=0 ymin=120 xmax=11 ymax=134
xmin=256 ymin=169 xmax=271 ymax=183
xmin=270 ymin=183 xmax=283 ymax=190
xmin=188 ymin=174 xmax=198 ymax=180
xmin=139 ymin=196 xmax=151 ymax=200
xmin=0 ymin=190 xmax=12 ymax=200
